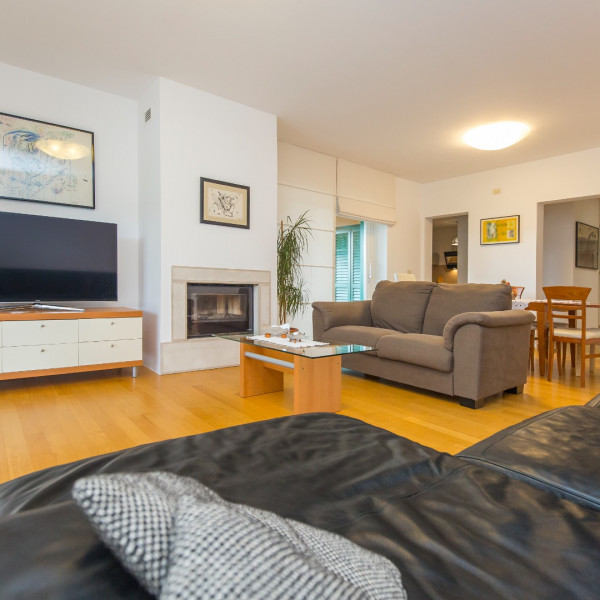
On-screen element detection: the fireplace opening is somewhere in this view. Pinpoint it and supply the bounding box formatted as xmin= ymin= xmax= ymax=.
xmin=187 ymin=283 xmax=254 ymax=338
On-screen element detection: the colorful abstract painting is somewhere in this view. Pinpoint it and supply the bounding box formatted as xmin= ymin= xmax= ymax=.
xmin=0 ymin=112 xmax=94 ymax=208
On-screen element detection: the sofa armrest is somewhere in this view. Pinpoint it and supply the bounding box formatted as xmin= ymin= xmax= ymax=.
xmin=451 ymin=311 xmax=534 ymax=401
xmin=443 ymin=310 xmax=534 ymax=350
xmin=312 ymin=301 xmax=372 ymax=340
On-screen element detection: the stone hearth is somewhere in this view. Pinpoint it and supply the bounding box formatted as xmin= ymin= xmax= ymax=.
xmin=161 ymin=266 xmax=271 ymax=374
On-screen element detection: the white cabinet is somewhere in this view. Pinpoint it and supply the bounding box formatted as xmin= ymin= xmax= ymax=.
xmin=79 ymin=339 xmax=143 ymax=366
xmin=79 ymin=317 xmax=142 ymax=343
xmin=0 ymin=308 xmax=143 ymax=380
xmin=3 ymin=320 xmax=78 ymax=347
xmin=3 ymin=343 xmax=79 ymax=372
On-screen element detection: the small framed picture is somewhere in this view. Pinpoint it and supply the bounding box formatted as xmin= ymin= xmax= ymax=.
xmin=575 ymin=221 xmax=599 ymax=270
xmin=0 ymin=111 xmax=95 ymax=209
xmin=200 ymin=177 xmax=250 ymax=229
xmin=480 ymin=215 xmax=520 ymax=245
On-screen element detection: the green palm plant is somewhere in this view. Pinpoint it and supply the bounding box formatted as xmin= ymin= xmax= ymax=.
xmin=277 ymin=211 xmax=312 ymax=324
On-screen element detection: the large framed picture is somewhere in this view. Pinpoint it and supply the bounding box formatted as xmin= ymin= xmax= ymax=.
xmin=480 ymin=215 xmax=520 ymax=245
xmin=200 ymin=177 xmax=250 ymax=229
xmin=575 ymin=221 xmax=599 ymax=270
xmin=0 ymin=112 xmax=94 ymax=209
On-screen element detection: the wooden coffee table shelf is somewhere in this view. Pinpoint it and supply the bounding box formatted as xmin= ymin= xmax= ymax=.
xmin=218 ymin=334 xmax=373 ymax=414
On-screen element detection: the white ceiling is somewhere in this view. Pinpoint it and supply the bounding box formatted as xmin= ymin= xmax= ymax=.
xmin=2 ymin=0 xmax=600 ymax=182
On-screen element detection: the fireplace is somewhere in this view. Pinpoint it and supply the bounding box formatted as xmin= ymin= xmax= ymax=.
xmin=187 ymin=283 xmax=254 ymax=338
xmin=164 ymin=266 xmax=270 ymax=374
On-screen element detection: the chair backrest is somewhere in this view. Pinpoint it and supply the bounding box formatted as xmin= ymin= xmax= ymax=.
xmin=543 ymin=286 xmax=591 ymax=335
xmin=511 ymin=286 xmax=525 ymax=299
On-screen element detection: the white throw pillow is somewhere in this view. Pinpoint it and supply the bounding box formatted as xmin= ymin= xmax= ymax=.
xmin=72 ymin=472 xmax=406 ymax=600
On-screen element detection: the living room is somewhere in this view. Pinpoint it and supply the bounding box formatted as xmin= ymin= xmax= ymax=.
xmin=1 ymin=3 xmax=600 ymax=598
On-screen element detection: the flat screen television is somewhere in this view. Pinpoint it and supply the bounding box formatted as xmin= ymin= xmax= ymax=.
xmin=0 ymin=212 xmax=117 ymax=304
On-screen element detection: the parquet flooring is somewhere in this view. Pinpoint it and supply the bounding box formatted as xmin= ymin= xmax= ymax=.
xmin=0 ymin=361 xmax=597 ymax=484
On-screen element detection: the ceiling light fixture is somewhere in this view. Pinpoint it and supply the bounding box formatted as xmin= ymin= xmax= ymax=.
xmin=451 ymin=236 xmax=458 ymax=246
xmin=462 ymin=121 xmax=530 ymax=151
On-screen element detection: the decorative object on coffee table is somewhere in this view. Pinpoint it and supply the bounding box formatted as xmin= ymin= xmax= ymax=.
xmin=277 ymin=211 xmax=312 ymax=324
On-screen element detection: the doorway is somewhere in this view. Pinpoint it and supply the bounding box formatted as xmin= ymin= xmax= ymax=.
xmin=431 ymin=214 xmax=468 ymax=283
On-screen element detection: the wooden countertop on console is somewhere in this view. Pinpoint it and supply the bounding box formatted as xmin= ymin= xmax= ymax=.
xmin=0 ymin=307 xmax=142 ymax=321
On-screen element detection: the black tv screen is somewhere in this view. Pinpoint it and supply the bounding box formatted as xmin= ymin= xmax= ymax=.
xmin=0 ymin=212 xmax=117 ymax=302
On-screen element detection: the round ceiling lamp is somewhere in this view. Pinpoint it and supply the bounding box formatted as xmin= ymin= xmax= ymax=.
xmin=462 ymin=121 xmax=530 ymax=151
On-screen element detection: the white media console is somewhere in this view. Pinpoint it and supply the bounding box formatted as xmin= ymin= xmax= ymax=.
xmin=0 ymin=307 xmax=143 ymax=381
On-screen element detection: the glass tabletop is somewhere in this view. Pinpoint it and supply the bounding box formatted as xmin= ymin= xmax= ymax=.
xmin=215 ymin=333 xmax=374 ymax=359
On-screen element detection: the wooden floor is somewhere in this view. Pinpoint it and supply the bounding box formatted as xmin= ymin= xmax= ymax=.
xmin=1 ymin=361 xmax=598 ymax=484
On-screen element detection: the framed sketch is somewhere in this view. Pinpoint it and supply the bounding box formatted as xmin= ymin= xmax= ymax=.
xmin=575 ymin=221 xmax=599 ymax=269
xmin=0 ymin=111 xmax=94 ymax=208
xmin=200 ymin=177 xmax=250 ymax=229
xmin=480 ymin=215 xmax=520 ymax=245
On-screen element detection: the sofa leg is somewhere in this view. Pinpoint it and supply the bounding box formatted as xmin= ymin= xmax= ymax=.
xmin=459 ymin=397 xmax=485 ymax=409
xmin=505 ymin=385 xmax=524 ymax=395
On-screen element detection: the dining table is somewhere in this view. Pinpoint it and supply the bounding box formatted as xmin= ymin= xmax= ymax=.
xmin=514 ymin=299 xmax=600 ymax=376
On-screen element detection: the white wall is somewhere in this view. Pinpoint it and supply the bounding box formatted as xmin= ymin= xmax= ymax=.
xmin=138 ymin=80 xmax=162 ymax=372
xmin=0 ymin=61 xmax=140 ymax=308
xmin=278 ymin=143 xmax=337 ymax=335
xmin=387 ymin=178 xmax=422 ymax=279
xmin=544 ymin=197 xmax=600 ymax=325
xmin=152 ymin=79 xmax=277 ymax=360
xmin=422 ymin=147 xmax=600 ymax=296
xmin=277 ymin=144 xmax=425 ymax=333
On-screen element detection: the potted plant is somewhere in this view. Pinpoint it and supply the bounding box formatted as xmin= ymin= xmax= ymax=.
xmin=277 ymin=211 xmax=312 ymax=325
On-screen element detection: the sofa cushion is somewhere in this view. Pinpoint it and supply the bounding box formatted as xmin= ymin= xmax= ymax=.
xmin=370 ymin=280 xmax=435 ymax=333
xmin=377 ymin=334 xmax=453 ymax=372
xmin=422 ymin=283 xmax=512 ymax=336
xmin=458 ymin=406 xmax=600 ymax=510
xmin=322 ymin=325 xmax=395 ymax=348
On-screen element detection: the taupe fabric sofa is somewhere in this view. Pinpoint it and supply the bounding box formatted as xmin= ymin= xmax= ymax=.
xmin=312 ymin=280 xmax=534 ymax=408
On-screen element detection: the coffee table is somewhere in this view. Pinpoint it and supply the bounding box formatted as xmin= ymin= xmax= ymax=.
xmin=217 ymin=333 xmax=374 ymax=414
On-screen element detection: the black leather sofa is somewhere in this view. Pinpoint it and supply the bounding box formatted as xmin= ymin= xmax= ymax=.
xmin=1 ymin=398 xmax=599 ymax=599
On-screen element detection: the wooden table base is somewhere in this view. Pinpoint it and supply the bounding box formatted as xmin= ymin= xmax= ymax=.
xmin=239 ymin=345 xmax=342 ymax=413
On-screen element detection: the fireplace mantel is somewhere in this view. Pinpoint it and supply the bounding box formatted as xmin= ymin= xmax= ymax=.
xmin=161 ymin=266 xmax=271 ymax=374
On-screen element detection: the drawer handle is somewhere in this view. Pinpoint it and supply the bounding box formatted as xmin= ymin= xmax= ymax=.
xmin=41 ymin=348 xmax=45 ymax=353
xmin=111 ymin=344 xmax=115 ymax=348
xmin=40 ymin=324 xmax=45 ymax=328
xmin=111 ymin=322 xmax=115 ymax=326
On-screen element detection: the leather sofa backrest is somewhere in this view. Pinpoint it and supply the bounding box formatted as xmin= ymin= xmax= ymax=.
xmin=422 ymin=283 xmax=512 ymax=335
xmin=370 ymin=280 xmax=435 ymax=333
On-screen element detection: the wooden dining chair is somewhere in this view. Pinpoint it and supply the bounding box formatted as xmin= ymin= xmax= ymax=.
xmin=529 ymin=322 xmax=547 ymax=372
xmin=512 ymin=286 xmax=525 ymax=299
xmin=543 ymin=286 xmax=600 ymax=387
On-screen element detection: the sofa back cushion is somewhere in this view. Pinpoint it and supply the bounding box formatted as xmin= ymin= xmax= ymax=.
xmin=371 ymin=280 xmax=435 ymax=333
xmin=422 ymin=283 xmax=512 ymax=336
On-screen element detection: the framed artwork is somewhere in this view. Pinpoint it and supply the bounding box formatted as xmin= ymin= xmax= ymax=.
xmin=0 ymin=111 xmax=94 ymax=208
xmin=200 ymin=177 xmax=250 ymax=229
xmin=480 ymin=215 xmax=520 ymax=245
xmin=575 ymin=221 xmax=599 ymax=269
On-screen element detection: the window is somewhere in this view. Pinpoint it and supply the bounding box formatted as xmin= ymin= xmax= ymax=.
xmin=335 ymin=224 xmax=363 ymax=301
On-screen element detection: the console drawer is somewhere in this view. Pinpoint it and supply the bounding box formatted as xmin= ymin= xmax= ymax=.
xmin=79 ymin=317 xmax=142 ymax=342
xmin=2 ymin=343 xmax=79 ymax=373
xmin=2 ymin=320 xmax=78 ymax=347
xmin=79 ymin=339 xmax=143 ymax=366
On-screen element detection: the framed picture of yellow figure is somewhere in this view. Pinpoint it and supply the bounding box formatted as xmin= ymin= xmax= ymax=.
xmin=480 ymin=215 xmax=520 ymax=245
